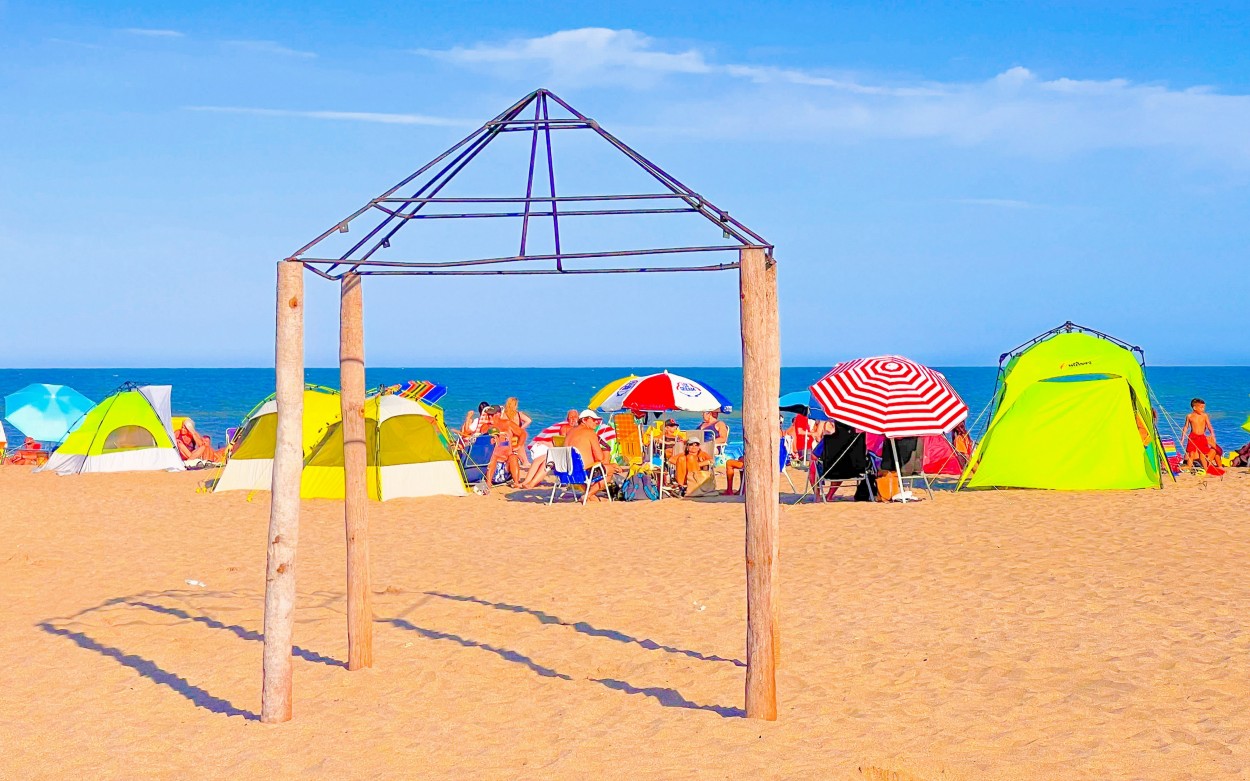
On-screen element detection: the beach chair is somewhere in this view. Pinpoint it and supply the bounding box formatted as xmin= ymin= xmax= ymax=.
xmin=728 ymin=439 xmax=798 ymax=496
xmin=460 ymin=434 xmax=507 ymax=485
xmin=547 ymin=447 xmax=609 ymax=505
xmin=798 ymin=426 xmax=875 ymax=503
xmin=612 ymin=413 xmax=647 ymax=470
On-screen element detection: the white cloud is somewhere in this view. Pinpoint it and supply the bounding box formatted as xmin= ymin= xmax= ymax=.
xmin=418 ymin=28 xmax=1250 ymax=163
xmin=221 ymin=39 xmax=315 ymax=58
xmin=185 ymin=106 xmax=470 ymax=127
xmin=418 ymin=28 xmax=710 ymax=87
xmin=123 ymin=28 xmax=185 ymax=38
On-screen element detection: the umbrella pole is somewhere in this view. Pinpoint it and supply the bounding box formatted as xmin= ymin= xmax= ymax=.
xmin=889 ymin=438 xmax=907 ymax=503
xmin=740 ymin=246 xmax=780 ymax=720
xmin=262 ymin=260 xmax=305 ymax=723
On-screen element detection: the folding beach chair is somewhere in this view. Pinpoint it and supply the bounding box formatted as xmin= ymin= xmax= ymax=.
xmin=460 ymin=434 xmax=507 ymax=485
xmin=547 ymin=447 xmax=610 ymax=505
xmin=797 ymin=425 xmax=875 ymax=503
xmin=727 ymin=439 xmax=798 ymax=496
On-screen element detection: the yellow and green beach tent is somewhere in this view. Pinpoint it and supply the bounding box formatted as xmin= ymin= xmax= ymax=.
xmin=37 ymin=383 xmax=184 ymax=475
xmin=960 ymin=327 xmax=1163 ymax=490
xmin=301 ymin=394 xmax=466 ymax=500
xmin=213 ymin=385 xmax=343 ymax=493
xmin=215 ymin=389 xmax=465 ymax=500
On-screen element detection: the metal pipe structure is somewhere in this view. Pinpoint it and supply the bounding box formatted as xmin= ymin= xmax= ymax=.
xmin=287 ymin=88 xmax=771 ymax=280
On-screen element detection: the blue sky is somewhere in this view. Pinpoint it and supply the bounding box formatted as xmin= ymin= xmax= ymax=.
xmin=3 ymin=1 xmax=1249 ymax=367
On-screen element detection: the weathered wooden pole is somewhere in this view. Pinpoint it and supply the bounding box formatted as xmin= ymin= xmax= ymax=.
xmin=739 ymin=246 xmax=780 ymax=720
xmin=262 ymin=260 xmax=305 ymax=723
xmin=340 ymin=272 xmax=373 ymax=670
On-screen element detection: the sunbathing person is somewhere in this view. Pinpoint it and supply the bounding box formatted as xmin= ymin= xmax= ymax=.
xmin=176 ymin=420 xmax=224 ymax=464
xmin=565 ymin=410 xmax=612 ymax=501
xmin=500 ymin=397 xmax=533 ymax=467
xmin=700 ymin=410 xmax=730 ymax=446
xmin=674 ymin=439 xmax=713 ymax=495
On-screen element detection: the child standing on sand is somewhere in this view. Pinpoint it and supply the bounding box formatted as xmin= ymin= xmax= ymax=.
xmin=1181 ymin=398 xmax=1220 ymax=471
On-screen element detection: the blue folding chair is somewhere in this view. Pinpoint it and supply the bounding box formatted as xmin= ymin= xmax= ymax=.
xmin=460 ymin=434 xmax=507 ymax=485
xmin=548 ymin=447 xmax=610 ymax=505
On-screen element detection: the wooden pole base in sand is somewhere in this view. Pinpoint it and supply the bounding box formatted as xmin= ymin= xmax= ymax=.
xmin=262 ymin=260 xmax=305 ymax=723
xmin=739 ymin=246 xmax=780 ymax=720
xmin=340 ymin=273 xmax=373 ymax=670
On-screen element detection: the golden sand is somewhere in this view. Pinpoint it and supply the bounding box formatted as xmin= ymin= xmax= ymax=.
xmin=1 ymin=467 xmax=1247 ymax=779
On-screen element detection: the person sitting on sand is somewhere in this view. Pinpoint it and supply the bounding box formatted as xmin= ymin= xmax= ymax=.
xmin=518 ymin=409 xmax=580 ymax=489
xmin=674 ymin=439 xmax=713 ymax=496
xmin=1181 ymin=398 xmax=1219 ymax=471
xmin=482 ymin=426 xmax=521 ymax=488
xmin=564 ymin=410 xmax=612 ymax=501
xmin=176 ymin=419 xmax=224 ymax=464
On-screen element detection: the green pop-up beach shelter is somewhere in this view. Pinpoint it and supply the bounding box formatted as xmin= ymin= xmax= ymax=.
xmin=36 ymin=383 xmax=184 ymax=475
xmin=960 ymin=323 xmax=1163 ymax=490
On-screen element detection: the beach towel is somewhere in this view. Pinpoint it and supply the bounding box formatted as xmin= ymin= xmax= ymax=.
xmin=546 ymin=446 xmax=575 ymax=475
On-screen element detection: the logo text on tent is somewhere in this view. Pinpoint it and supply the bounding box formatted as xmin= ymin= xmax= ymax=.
xmin=1060 ymin=360 xmax=1093 ymax=369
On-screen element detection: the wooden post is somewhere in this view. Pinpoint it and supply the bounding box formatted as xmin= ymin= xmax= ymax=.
xmin=262 ymin=260 xmax=305 ymax=723
xmin=340 ymin=273 xmax=373 ymax=670
xmin=739 ymin=246 xmax=780 ymax=721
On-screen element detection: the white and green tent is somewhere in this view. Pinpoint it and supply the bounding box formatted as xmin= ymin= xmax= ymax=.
xmin=37 ymin=384 xmax=184 ymax=475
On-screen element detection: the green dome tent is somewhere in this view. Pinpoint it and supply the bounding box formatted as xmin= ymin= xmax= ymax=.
xmin=960 ymin=324 xmax=1163 ymax=490
xmin=36 ymin=383 xmax=184 ymax=475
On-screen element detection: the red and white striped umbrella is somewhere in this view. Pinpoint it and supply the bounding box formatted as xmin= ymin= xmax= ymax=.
xmin=809 ymin=356 xmax=967 ymax=437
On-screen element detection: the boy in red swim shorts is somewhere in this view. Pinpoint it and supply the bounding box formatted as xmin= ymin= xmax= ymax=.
xmin=1181 ymin=398 xmax=1220 ymax=472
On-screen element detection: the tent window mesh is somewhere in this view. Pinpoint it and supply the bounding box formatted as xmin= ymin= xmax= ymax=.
xmin=103 ymin=425 xmax=157 ymax=452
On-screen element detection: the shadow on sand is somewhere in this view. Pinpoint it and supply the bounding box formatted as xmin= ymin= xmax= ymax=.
xmin=36 ymin=620 xmax=259 ymax=720
xmin=379 ymin=615 xmax=743 ymax=718
xmin=36 ymin=589 xmax=346 ymax=721
xmin=423 ymin=591 xmax=746 ymax=667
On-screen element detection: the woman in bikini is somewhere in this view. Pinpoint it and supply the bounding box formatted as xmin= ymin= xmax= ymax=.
xmin=501 ymin=397 xmax=533 ymax=466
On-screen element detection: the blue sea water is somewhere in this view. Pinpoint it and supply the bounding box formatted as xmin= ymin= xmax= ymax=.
xmin=1 ymin=367 xmax=1247 ymax=452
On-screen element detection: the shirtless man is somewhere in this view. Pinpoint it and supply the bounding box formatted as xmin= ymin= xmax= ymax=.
xmin=1181 ymin=397 xmax=1219 ymax=471
xmin=565 ymin=409 xmax=612 ymax=500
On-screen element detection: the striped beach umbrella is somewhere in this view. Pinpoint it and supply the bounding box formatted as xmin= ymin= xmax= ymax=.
xmin=532 ymin=420 xmax=616 ymax=447
xmin=587 ymin=375 xmax=640 ymax=410
xmin=597 ymin=371 xmax=731 ymax=414
xmin=809 ymin=356 xmax=967 ymax=437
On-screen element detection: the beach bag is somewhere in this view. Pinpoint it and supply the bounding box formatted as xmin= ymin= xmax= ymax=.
xmin=876 ymin=470 xmax=900 ymax=502
xmin=622 ymin=472 xmax=659 ymax=501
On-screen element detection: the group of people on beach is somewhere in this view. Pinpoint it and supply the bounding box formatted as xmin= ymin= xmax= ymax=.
xmin=456 ymin=398 xmax=735 ymax=501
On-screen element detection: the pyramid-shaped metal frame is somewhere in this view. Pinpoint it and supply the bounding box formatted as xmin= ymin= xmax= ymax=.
xmin=289 ymin=89 xmax=772 ymax=280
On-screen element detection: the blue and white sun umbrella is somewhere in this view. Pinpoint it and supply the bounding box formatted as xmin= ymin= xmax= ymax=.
xmin=4 ymin=383 xmax=96 ymax=443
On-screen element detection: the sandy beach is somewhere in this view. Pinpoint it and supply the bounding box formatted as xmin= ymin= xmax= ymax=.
xmin=2 ymin=467 xmax=1248 ymax=779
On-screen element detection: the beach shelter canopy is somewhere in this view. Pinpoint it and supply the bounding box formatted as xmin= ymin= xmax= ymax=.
xmin=810 ymin=356 xmax=968 ymax=437
xmin=36 ymin=383 xmax=183 ymax=475
xmin=302 ymin=394 xmax=466 ymax=500
xmin=865 ymin=432 xmax=966 ymax=476
xmin=4 ymin=383 xmax=95 ymax=443
xmin=597 ymin=371 xmax=732 ymax=413
xmin=961 ymin=324 xmax=1161 ymax=490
